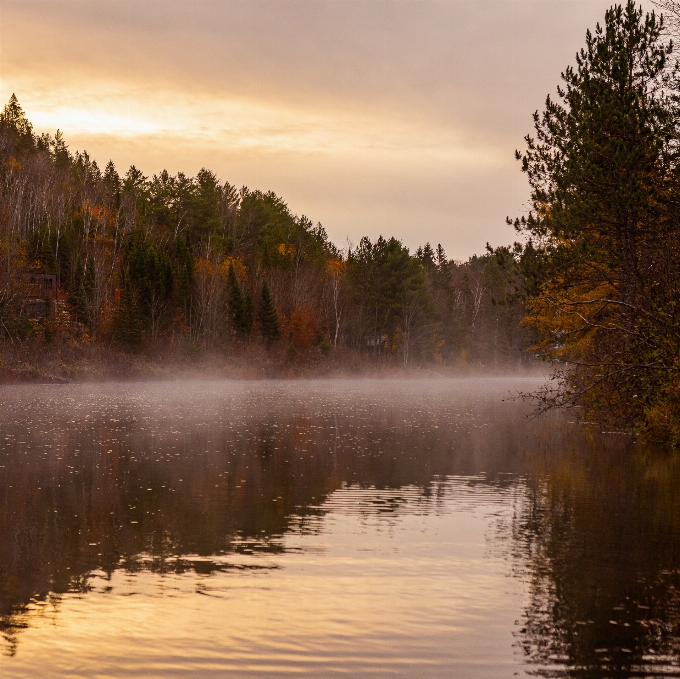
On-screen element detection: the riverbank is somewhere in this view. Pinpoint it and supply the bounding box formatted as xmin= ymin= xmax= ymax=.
xmin=0 ymin=342 xmax=542 ymax=384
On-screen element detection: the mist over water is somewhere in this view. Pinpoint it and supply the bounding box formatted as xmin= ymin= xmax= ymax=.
xmin=0 ymin=378 xmax=678 ymax=677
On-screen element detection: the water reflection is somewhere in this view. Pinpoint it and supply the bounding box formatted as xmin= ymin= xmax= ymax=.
xmin=513 ymin=432 xmax=680 ymax=677
xmin=0 ymin=379 xmax=527 ymax=657
xmin=0 ymin=379 xmax=678 ymax=676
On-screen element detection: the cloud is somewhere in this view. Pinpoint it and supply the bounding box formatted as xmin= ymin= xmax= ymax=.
xmin=0 ymin=0 xmax=633 ymax=257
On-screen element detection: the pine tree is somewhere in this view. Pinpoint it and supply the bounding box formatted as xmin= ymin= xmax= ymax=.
xmin=52 ymin=130 xmax=70 ymax=170
xmin=113 ymin=280 xmax=144 ymax=351
xmin=514 ymin=1 xmax=680 ymax=435
xmin=126 ymin=231 xmax=173 ymax=338
xmin=173 ymin=236 xmax=193 ymax=314
xmin=67 ymin=260 xmax=90 ymax=330
xmin=258 ymin=281 xmax=280 ymax=347
xmin=103 ymin=160 xmax=121 ymax=205
xmin=1 ymin=94 xmax=33 ymax=138
xmin=227 ymin=262 xmax=252 ymax=340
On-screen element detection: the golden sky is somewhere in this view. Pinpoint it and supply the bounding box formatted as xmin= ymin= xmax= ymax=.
xmin=0 ymin=0 xmax=633 ymax=258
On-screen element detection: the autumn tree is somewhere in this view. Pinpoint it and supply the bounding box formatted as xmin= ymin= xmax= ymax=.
xmin=0 ymin=93 xmax=533 ymax=372
xmin=513 ymin=1 xmax=680 ymax=439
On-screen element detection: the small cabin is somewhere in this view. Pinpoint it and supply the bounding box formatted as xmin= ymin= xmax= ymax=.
xmin=27 ymin=273 xmax=58 ymax=300
xmin=25 ymin=273 xmax=59 ymax=319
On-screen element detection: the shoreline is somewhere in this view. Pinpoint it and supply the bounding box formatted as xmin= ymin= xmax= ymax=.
xmin=0 ymin=343 xmax=545 ymax=385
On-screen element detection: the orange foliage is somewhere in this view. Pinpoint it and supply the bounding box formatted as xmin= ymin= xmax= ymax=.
xmin=194 ymin=257 xmax=215 ymax=277
xmin=290 ymin=306 xmax=318 ymax=350
xmin=222 ymin=256 xmax=248 ymax=279
xmin=277 ymin=243 xmax=296 ymax=259
xmin=326 ymin=258 xmax=346 ymax=276
xmin=81 ymin=203 xmax=115 ymax=228
xmin=4 ymin=157 xmax=21 ymax=173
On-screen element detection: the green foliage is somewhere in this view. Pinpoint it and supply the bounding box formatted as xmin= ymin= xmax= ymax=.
xmin=319 ymin=336 xmax=332 ymax=356
xmin=0 ymin=93 xmax=534 ymax=370
xmin=259 ymin=282 xmax=281 ymax=347
xmin=113 ymin=281 xmax=144 ymax=351
xmin=4 ymin=313 xmax=34 ymax=342
xmin=125 ymin=231 xmax=173 ymax=338
xmin=67 ymin=260 xmax=94 ymax=331
xmin=512 ymin=1 xmax=680 ymax=433
xmin=173 ymin=236 xmax=194 ymax=310
xmin=28 ymin=227 xmax=58 ymax=274
xmin=0 ymin=94 xmax=35 ymax=154
xmin=347 ymin=236 xmax=434 ymax=359
xmin=227 ymin=263 xmax=253 ymax=340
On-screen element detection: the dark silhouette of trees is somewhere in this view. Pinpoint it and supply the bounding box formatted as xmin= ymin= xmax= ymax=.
xmin=259 ymin=282 xmax=281 ymax=347
xmin=510 ymin=1 xmax=680 ymax=441
xmin=227 ymin=262 xmax=252 ymax=341
xmin=113 ymin=280 xmax=144 ymax=350
xmin=125 ymin=231 xmax=173 ymax=340
xmin=0 ymin=92 xmax=533 ymax=369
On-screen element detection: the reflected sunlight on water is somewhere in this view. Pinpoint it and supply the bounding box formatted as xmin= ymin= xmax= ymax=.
xmin=3 ymin=484 xmax=524 ymax=678
xmin=0 ymin=378 xmax=677 ymax=677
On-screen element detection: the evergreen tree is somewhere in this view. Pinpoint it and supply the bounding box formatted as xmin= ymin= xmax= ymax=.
xmin=0 ymin=94 xmax=34 ymax=152
xmin=52 ymin=130 xmax=70 ymax=170
xmin=67 ymin=260 xmax=91 ymax=331
xmin=513 ymin=1 xmax=680 ymax=435
xmin=227 ymin=262 xmax=252 ymax=340
xmin=126 ymin=231 xmax=173 ymax=339
xmin=113 ymin=280 xmax=144 ymax=351
xmin=102 ymin=160 xmax=121 ymax=206
xmin=173 ymin=236 xmax=193 ymax=313
xmin=258 ymin=281 xmax=280 ymax=346
xmin=29 ymin=227 xmax=57 ymax=274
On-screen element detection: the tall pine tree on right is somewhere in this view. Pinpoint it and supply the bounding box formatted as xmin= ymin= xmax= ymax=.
xmin=511 ymin=1 xmax=680 ymax=443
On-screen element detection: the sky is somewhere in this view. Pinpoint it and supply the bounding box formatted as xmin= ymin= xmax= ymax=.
xmin=0 ymin=0 xmax=656 ymax=259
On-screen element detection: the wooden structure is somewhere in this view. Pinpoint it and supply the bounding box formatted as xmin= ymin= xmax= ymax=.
xmin=25 ymin=273 xmax=59 ymax=319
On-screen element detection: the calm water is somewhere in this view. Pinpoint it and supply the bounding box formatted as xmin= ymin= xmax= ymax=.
xmin=0 ymin=378 xmax=678 ymax=678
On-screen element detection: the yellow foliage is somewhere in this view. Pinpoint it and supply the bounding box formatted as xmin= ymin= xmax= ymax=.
xmin=4 ymin=157 xmax=21 ymax=172
xmin=326 ymin=258 xmax=346 ymax=276
xmin=277 ymin=243 xmax=295 ymax=259
xmin=222 ymin=256 xmax=248 ymax=280
xmin=194 ymin=258 xmax=215 ymax=277
xmin=524 ymin=262 xmax=619 ymax=365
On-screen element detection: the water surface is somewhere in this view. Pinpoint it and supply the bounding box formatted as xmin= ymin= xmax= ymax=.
xmin=0 ymin=378 xmax=678 ymax=677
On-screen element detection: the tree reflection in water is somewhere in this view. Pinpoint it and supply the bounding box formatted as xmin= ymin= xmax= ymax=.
xmin=0 ymin=379 xmax=678 ymax=676
xmin=0 ymin=380 xmax=526 ymax=656
xmin=513 ymin=428 xmax=680 ymax=677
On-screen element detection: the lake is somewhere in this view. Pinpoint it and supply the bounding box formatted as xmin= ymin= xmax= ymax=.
xmin=0 ymin=378 xmax=678 ymax=678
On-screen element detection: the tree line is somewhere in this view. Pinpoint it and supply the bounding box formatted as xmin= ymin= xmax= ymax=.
xmin=503 ymin=1 xmax=680 ymax=443
xmin=5 ymin=1 xmax=679 ymax=441
xmin=0 ymin=96 xmax=532 ymax=369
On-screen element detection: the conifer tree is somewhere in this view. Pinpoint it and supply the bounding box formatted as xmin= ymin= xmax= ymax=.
xmin=67 ymin=260 xmax=91 ymax=330
xmin=0 ymin=94 xmax=33 ymax=139
xmin=173 ymin=236 xmax=193 ymax=314
xmin=52 ymin=130 xmax=70 ymax=170
xmin=513 ymin=1 xmax=680 ymax=435
xmin=126 ymin=232 xmax=173 ymax=339
xmin=227 ymin=262 xmax=252 ymax=340
xmin=258 ymin=281 xmax=280 ymax=346
xmin=113 ymin=280 xmax=144 ymax=351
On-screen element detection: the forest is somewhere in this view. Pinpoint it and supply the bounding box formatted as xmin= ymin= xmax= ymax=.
xmin=5 ymin=0 xmax=680 ymax=444
xmin=0 ymin=95 xmax=532 ymax=376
